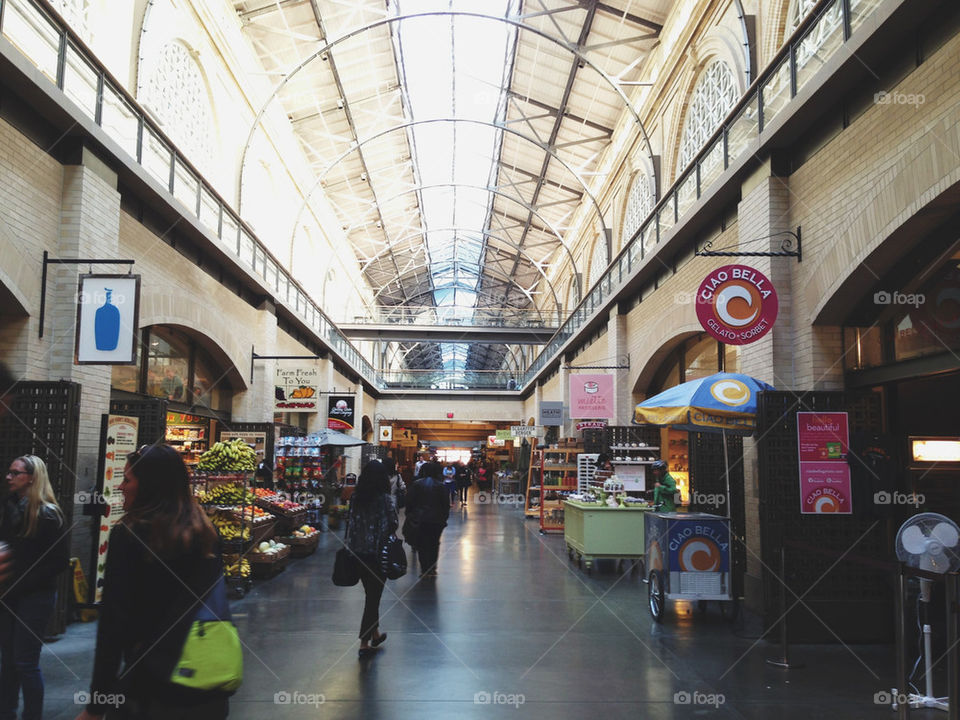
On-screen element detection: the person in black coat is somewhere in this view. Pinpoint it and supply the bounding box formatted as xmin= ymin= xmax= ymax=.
xmin=404 ymin=462 xmax=450 ymax=577
xmin=0 ymin=455 xmax=68 ymax=720
xmin=75 ymin=445 xmax=229 ymax=720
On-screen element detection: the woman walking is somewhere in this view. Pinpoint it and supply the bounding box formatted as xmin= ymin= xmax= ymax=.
xmin=404 ymin=462 xmax=450 ymax=577
xmin=0 ymin=455 xmax=68 ymax=720
xmin=345 ymin=460 xmax=398 ymax=658
xmin=75 ymin=445 xmax=231 ymax=719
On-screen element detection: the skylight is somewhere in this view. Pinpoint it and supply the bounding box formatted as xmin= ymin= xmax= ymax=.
xmin=392 ymin=0 xmax=517 ymax=371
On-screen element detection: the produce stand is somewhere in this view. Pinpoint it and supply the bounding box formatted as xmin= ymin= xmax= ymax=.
xmin=246 ymin=543 xmax=291 ymax=578
xmin=277 ymin=530 xmax=321 ymax=557
xmin=644 ymin=512 xmax=733 ymax=621
xmin=563 ymin=499 xmax=652 ymax=572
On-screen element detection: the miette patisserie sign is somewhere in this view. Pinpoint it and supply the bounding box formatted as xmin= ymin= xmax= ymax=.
xmin=569 ymin=374 xmax=614 ymax=419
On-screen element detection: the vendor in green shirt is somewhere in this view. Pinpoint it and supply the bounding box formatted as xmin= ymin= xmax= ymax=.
xmin=650 ymin=460 xmax=677 ymax=512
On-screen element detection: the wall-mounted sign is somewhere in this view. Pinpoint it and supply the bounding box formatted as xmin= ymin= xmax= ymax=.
xmin=540 ymin=401 xmax=564 ymax=426
xmin=75 ymin=274 xmax=140 ymax=364
xmin=95 ymin=414 xmax=139 ymax=601
xmin=327 ymin=395 xmax=355 ymax=431
xmin=379 ymin=425 xmax=393 ymax=442
xmin=569 ymin=374 xmax=614 ymax=419
xmin=488 ymin=435 xmax=506 ymax=447
xmin=576 ymin=420 xmax=607 ymax=431
xmin=275 ymin=366 xmax=319 ymax=412
xmin=510 ymin=426 xmax=542 ymax=438
xmin=696 ymin=264 xmax=778 ymax=345
xmin=495 ymin=429 xmax=513 ymax=440
xmin=797 ymin=411 xmax=852 ymax=514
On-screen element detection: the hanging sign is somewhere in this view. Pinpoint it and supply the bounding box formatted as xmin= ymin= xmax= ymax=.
xmin=488 ymin=435 xmax=506 ymax=447
xmin=275 ymin=366 xmax=319 ymax=412
xmin=696 ymin=264 xmax=778 ymax=345
xmin=510 ymin=426 xmax=542 ymax=438
xmin=327 ymin=395 xmax=355 ymax=431
xmin=576 ymin=420 xmax=607 ymax=431
xmin=379 ymin=425 xmax=393 ymax=442
xmin=569 ymin=374 xmax=614 ymax=419
xmin=540 ymin=401 xmax=564 ymax=426
xmin=75 ymin=274 xmax=140 ymax=364
xmin=797 ymin=411 xmax=852 ymax=514
xmin=94 ymin=414 xmax=139 ymax=602
xmin=495 ymin=429 xmax=513 ymax=440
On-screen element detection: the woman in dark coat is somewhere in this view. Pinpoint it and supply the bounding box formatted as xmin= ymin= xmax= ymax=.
xmin=345 ymin=461 xmax=398 ymax=657
xmin=404 ymin=462 xmax=450 ymax=577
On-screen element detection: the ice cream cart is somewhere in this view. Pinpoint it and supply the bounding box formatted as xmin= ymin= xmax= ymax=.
xmin=644 ymin=512 xmax=732 ymax=620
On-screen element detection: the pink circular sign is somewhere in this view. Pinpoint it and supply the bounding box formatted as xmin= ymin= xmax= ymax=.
xmin=696 ymin=264 xmax=779 ymax=345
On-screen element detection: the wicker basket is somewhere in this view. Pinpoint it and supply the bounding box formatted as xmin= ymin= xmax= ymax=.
xmin=246 ymin=545 xmax=291 ymax=578
xmin=276 ymin=532 xmax=320 ymax=557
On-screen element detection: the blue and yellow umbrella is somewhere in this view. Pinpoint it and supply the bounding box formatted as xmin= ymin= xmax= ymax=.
xmin=633 ymin=372 xmax=774 ymax=435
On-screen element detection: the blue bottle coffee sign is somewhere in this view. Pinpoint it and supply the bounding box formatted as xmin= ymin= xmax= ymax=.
xmin=76 ymin=275 xmax=140 ymax=364
xmin=94 ymin=289 xmax=121 ymax=351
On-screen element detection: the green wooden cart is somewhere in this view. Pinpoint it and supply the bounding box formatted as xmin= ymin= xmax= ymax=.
xmin=563 ymin=499 xmax=652 ymax=572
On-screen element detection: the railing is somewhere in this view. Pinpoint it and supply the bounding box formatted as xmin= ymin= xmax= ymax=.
xmin=520 ymin=0 xmax=882 ymax=389
xmin=346 ymin=305 xmax=557 ymax=329
xmin=378 ymin=369 xmax=520 ymax=390
xmin=0 ymin=0 xmax=383 ymax=389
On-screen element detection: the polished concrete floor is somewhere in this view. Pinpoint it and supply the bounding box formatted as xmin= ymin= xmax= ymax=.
xmin=38 ymin=498 xmax=932 ymax=718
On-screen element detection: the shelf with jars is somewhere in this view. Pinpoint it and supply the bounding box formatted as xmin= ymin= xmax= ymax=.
xmin=663 ymin=428 xmax=690 ymax=504
xmin=538 ymin=443 xmax=581 ymax=533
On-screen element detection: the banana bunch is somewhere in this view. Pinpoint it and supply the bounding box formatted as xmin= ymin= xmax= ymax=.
xmin=211 ymin=514 xmax=251 ymax=541
xmin=196 ymin=439 xmax=258 ymax=471
xmin=198 ymin=484 xmax=256 ymax=506
xmin=224 ymin=558 xmax=251 ymax=578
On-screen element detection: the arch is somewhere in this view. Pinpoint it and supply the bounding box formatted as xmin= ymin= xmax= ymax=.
xmin=620 ymin=164 xmax=656 ymax=248
xmin=238 ymin=9 xmax=659 ymax=215
xmin=676 ymin=59 xmax=740 ymax=179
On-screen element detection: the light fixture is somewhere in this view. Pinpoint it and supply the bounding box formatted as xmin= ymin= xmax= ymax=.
xmin=336 ymin=98 xmax=344 ymax=109
xmin=912 ymin=439 xmax=960 ymax=463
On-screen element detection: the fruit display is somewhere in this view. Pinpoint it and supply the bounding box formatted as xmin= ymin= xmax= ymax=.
xmin=224 ymin=558 xmax=251 ymax=578
xmin=253 ymin=488 xmax=283 ymax=500
xmin=232 ymin=506 xmax=273 ymax=525
xmin=253 ymin=539 xmax=288 ymax=555
xmin=257 ymin=497 xmax=307 ymax=516
xmin=291 ymin=524 xmax=318 ymax=538
xmin=211 ymin=514 xmax=251 ymax=541
xmin=195 ymin=438 xmax=258 ymax=472
xmin=197 ymin=484 xmax=257 ymax=507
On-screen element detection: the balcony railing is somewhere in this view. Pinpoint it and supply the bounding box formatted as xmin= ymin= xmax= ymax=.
xmin=345 ymin=305 xmax=556 ymax=329
xmin=378 ymin=369 xmax=520 ymax=391
xmin=520 ymin=0 xmax=882 ymax=389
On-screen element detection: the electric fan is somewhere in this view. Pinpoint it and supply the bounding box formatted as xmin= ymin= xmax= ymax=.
xmin=893 ymin=512 xmax=960 ymax=712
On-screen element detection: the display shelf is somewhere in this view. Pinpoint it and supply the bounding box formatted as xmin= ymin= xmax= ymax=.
xmin=664 ymin=428 xmax=690 ymax=504
xmin=539 ymin=445 xmax=580 ymax=533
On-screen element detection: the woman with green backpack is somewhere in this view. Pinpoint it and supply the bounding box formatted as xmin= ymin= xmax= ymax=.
xmin=75 ymin=444 xmax=241 ymax=720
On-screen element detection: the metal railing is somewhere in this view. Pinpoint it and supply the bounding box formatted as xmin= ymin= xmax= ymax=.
xmin=520 ymin=0 xmax=882 ymax=389
xmin=378 ymin=369 xmax=520 ymax=391
xmin=346 ymin=305 xmax=557 ymax=329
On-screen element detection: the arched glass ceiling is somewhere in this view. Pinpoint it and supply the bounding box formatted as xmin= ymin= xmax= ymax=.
xmin=393 ymin=0 xmax=518 ymax=374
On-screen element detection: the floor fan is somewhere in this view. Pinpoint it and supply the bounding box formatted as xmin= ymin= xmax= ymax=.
xmin=894 ymin=512 xmax=960 ymax=711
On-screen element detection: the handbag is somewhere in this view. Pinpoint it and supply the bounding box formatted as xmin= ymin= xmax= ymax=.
xmin=380 ymin=534 xmax=407 ymax=580
xmin=401 ymin=513 xmax=420 ymax=548
xmin=332 ymin=547 xmax=360 ymax=586
xmin=169 ymin=574 xmax=243 ymax=693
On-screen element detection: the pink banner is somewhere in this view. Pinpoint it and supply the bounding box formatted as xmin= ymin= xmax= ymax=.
xmin=569 ymin=374 xmax=614 ymax=419
xmin=797 ymin=412 xmax=852 ymax=514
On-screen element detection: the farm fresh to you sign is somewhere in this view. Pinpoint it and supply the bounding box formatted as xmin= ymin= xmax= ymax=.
xmin=275 ymin=366 xmax=319 ymax=412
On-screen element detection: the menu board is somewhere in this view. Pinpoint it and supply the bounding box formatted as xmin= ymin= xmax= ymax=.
xmin=94 ymin=415 xmax=139 ymax=602
xmin=797 ymin=411 xmax=852 ymax=514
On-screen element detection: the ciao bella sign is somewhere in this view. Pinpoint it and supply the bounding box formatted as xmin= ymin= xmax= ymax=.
xmin=695 ymin=265 xmax=778 ymax=345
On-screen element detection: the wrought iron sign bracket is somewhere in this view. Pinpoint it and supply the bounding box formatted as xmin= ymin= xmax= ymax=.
xmin=696 ymin=227 xmax=801 ymax=262
xmin=39 ymin=251 xmax=135 ymax=338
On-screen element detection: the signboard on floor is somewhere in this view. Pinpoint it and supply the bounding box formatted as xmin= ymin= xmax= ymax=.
xmin=275 ymin=366 xmax=319 ymax=412
xmin=569 ymin=374 xmax=614 ymax=419
xmin=75 ymin=274 xmax=140 ymax=364
xmin=94 ymin=414 xmax=139 ymax=602
xmin=797 ymin=411 xmax=852 ymax=514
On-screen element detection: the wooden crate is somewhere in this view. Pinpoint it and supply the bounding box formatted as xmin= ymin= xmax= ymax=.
xmin=277 ymin=532 xmax=320 ymax=557
xmin=246 ymin=545 xmax=291 ymax=578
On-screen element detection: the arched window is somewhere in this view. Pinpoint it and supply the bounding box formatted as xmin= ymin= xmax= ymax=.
xmin=678 ymin=60 xmax=739 ymax=173
xmin=140 ymin=41 xmax=214 ymax=173
xmin=588 ymin=236 xmax=608 ymax=289
xmin=51 ymin=0 xmax=89 ymax=38
xmin=623 ymin=171 xmax=654 ymax=244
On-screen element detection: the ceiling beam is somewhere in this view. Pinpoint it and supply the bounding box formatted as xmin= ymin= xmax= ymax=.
xmin=508 ymin=93 xmax=614 ymax=136
xmin=592 ymin=1 xmax=663 ymax=33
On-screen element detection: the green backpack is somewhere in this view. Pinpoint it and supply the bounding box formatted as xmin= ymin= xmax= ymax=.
xmin=169 ymin=574 xmax=243 ymax=692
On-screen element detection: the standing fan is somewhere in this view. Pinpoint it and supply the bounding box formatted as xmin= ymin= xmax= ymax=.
xmin=893 ymin=512 xmax=960 ymax=712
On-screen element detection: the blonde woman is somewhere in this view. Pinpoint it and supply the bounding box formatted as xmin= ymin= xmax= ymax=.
xmin=0 ymin=455 xmax=68 ymax=720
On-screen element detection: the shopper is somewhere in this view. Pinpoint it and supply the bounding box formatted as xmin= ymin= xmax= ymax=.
xmin=650 ymin=460 xmax=678 ymax=512
xmin=0 ymin=455 xmax=68 ymax=720
xmin=455 ymin=462 xmax=470 ymax=506
xmin=345 ymin=460 xmax=397 ymax=658
xmin=75 ymin=444 xmax=230 ymax=720
xmin=442 ymin=465 xmax=457 ymax=507
xmin=383 ymin=458 xmax=405 ymax=509
xmin=404 ymin=462 xmax=449 ymax=577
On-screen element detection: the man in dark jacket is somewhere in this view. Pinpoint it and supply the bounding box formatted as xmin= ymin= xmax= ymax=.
xmin=404 ymin=462 xmax=450 ymax=577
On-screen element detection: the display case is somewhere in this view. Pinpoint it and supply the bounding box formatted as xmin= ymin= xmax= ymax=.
xmin=564 ymin=499 xmax=652 ymax=572
xmin=608 ymin=442 xmax=660 ymax=493
xmin=538 ymin=444 xmax=580 ymax=533
xmin=663 ymin=428 xmax=690 ymax=504
xmin=165 ymin=412 xmax=211 ymax=467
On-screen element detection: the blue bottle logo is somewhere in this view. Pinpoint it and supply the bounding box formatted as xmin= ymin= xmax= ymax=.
xmin=94 ymin=289 xmax=121 ymax=351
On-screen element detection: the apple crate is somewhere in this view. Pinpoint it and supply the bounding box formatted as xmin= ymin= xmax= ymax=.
xmin=275 ymin=509 xmax=308 ymax=535
xmin=277 ymin=532 xmax=320 ymax=557
xmin=246 ymin=545 xmax=291 ymax=579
